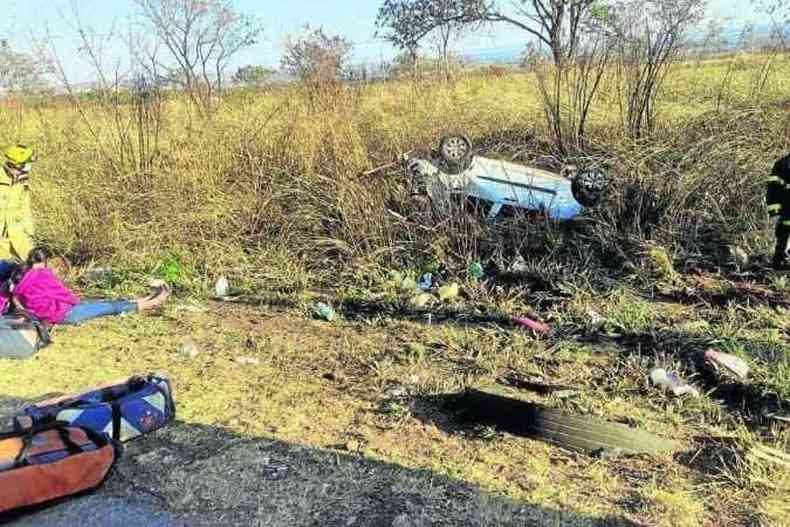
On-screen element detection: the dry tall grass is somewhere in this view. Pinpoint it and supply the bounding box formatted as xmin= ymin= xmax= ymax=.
xmin=1 ymin=52 xmax=788 ymax=291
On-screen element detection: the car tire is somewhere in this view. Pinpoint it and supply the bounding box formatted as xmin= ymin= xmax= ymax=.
xmin=438 ymin=135 xmax=473 ymax=175
xmin=571 ymin=168 xmax=608 ymax=208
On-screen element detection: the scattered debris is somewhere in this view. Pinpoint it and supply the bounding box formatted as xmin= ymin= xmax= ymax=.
xmin=179 ymin=338 xmax=200 ymax=359
xmin=438 ymin=283 xmax=460 ymax=302
xmin=452 ymin=388 xmax=678 ymax=457
xmin=468 ymin=262 xmax=484 ymax=281
xmin=650 ymin=368 xmax=700 ymax=397
xmin=418 ymin=273 xmax=433 ymax=291
xmin=234 ymin=356 xmax=261 ymax=366
xmin=704 ymin=348 xmax=750 ymax=380
xmin=313 ymin=302 xmax=336 ymax=322
xmin=383 ymin=384 xmax=408 ymax=399
xmin=728 ymin=245 xmax=750 ymax=268
xmin=512 ymin=315 xmax=551 ymax=335
xmin=214 ymin=276 xmax=229 ymax=298
xmin=587 ymin=310 xmax=606 ymax=331
xmin=591 ymin=447 xmax=628 ymax=460
xmin=260 ymin=460 xmax=290 ymax=481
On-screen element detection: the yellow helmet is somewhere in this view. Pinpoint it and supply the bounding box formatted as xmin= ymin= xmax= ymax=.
xmin=4 ymin=145 xmax=35 ymax=167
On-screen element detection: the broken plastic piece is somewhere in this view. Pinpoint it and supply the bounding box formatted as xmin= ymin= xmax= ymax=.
xmin=313 ymin=302 xmax=336 ymax=322
xmin=512 ymin=316 xmax=551 ymax=335
xmin=215 ymin=276 xmax=229 ymax=298
xmin=418 ymin=273 xmax=433 ymax=291
xmin=704 ymin=349 xmax=749 ymax=380
xmin=468 ymin=262 xmax=484 ymax=280
xmin=650 ymin=368 xmax=699 ymax=397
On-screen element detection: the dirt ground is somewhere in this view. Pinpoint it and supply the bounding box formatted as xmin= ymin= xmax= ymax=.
xmin=1 ymin=292 xmax=788 ymax=526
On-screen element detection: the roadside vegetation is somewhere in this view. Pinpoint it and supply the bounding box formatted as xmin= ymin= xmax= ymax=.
xmin=0 ymin=1 xmax=789 ymax=524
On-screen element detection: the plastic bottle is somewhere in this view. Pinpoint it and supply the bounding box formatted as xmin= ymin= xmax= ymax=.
xmin=469 ymin=262 xmax=484 ymax=280
xmin=512 ymin=316 xmax=551 ymax=335
xmin=650 ymin=368 xmax=699 ymax=397
xmin=704 ymin=349 xmax=749 ymax=379
xmin=313 ymin=302 xmax=336 ymax=322
xmin=215 ymin=276 xmax=229 ymax=297
xmin=418 ymin=273 xmax=433 ymax=291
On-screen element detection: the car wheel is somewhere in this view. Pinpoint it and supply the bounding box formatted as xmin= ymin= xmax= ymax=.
xmin=438 ymin=135 xmax=473 ymax=174
xmin=572 ymin=168 xmax=608 ymax=208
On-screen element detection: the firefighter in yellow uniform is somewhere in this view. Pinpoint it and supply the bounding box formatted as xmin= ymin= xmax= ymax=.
xmin=766 ymin=154 xmax=790 ymax=269
xmin=0 ymin=145 xmax=35 ymax=262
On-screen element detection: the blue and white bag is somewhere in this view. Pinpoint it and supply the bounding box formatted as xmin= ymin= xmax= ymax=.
xmin=14 ymin=374 xmax=175 ymax=442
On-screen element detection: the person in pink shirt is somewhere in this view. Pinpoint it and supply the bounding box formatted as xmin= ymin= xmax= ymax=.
xmin=9 ymin=247 xmax=170 ymax=325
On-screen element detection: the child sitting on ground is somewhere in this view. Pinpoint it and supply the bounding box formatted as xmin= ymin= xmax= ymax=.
xmin=6 ymin=247 xmax=170 ymax=325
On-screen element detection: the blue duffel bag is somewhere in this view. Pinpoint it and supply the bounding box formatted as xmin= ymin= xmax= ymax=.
xmin=13 ymin=374 xmax=175 ymax=442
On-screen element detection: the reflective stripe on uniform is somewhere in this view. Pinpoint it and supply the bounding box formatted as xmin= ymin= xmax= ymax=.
xmin=782 ymin=220 xmax=790 ymax=227
xmin=768 ymin=204 xmax=783 ymax=213
xmin=768 ymin=175 xmax=784 ymax=183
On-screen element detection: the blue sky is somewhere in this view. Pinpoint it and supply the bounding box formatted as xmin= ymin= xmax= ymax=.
xmin=1 ymin=0 xmax=766 ymax=83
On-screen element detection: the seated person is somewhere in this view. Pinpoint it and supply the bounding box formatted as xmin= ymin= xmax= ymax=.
xmin=7 ymin=247 xmax=169 ymax=325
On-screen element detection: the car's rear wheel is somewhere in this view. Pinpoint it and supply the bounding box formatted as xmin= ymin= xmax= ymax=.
xmin=438 ymin=135 xmax=473 ymax=174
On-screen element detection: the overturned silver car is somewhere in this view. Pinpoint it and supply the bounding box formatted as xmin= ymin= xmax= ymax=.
xmin=405 ymin=135 xmax=608 ymax=221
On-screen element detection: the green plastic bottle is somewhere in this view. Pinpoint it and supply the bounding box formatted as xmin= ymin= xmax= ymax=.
xmin=313 ymin=302 xmax=336 ymax=322
xmin=469 ymin=262 xmax=484 ymax=280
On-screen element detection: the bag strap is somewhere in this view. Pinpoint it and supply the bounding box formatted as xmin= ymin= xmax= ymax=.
xmin=33 ymin=320 xmax=52 ymax=348
xmin=0 ymin=419 xmax=71 ymax=441
xmin=10 ymin=422 xmax=113 ymax=469
xmin=11 ymin=421 xmax=80 ymax=468
xmin=3 ymin=310 xmax=53 ymax=348
xmin=111 ymin=402 xmax=122 ymax=441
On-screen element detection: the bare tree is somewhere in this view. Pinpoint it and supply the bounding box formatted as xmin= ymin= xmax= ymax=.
xmin=281 ymin=26 xmax=353 ymax=96
xmin=429 ymin=8 xmax=470 ymax=80
xmin=599 ymin=0 xmax=705 ymax=138
xmin=376 ymin=1 xmax=601 ymax=68
xmin=752 ymin=0 xmax=789 ymax=50
xmin=0 ymin=41 xmax=52 ymax=94
xmin=526 ymin=28 xmax=613 ymax=150
xmin=375 ymin=0 xmax=478 ymax=77
xmin=753 ymin=0 xmax=789 ymax=21
xmin=133 ymin=0 xmax=262 ymax=112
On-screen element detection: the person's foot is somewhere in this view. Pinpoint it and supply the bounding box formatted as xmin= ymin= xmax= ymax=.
xmin=139 ymin=280 xmax=171 ymax=311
